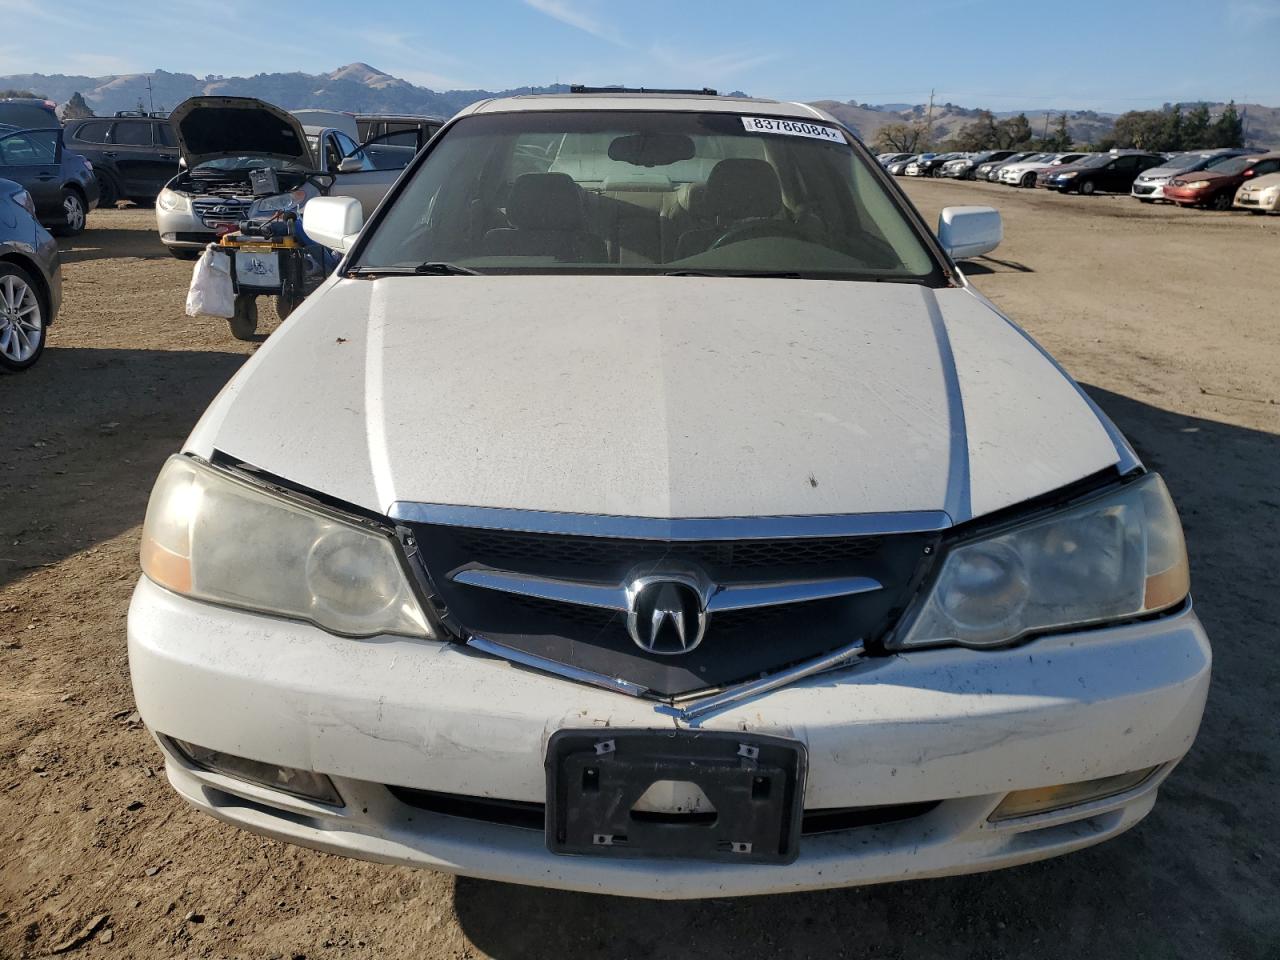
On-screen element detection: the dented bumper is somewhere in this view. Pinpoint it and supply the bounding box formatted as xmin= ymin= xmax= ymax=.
xmin=128 ymin=575 xmax=1210 ymax=898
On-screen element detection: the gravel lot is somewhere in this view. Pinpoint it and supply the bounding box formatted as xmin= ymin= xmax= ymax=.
xmin=1 ymin=181 xmax=1277 ymax=959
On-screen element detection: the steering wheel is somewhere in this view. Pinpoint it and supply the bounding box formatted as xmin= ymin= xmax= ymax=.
xmin=710 ymin=218 xmax=813 ymax=250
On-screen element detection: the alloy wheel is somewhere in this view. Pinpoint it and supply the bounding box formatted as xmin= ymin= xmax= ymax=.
xmin=63 ymin=193 xmax=85 ymax=232
xmin=0 ymin=274 xmax=43 ymax=364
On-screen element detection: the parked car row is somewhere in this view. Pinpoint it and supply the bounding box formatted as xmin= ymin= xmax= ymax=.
xmin=879 ymin=145 xmax=1280 ymax=212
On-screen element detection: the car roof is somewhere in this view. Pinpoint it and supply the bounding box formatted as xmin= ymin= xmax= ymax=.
xmin=355 ymin=113 xmax=445 ymax=122
xmin=456 ymin=92 xmax=837 ymax=124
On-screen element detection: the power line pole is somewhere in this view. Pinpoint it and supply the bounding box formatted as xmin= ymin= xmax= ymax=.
xmin=924 ymin=88 xmax=935 ymax=150
xmin=146 ymin=76 xmax=155 ymax=114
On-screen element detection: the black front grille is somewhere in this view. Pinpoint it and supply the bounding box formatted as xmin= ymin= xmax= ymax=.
xmin=386 ymin=785 xmax=940 ymax=836
xmin=452 ymin=528 xmax=882 ymax=574
xmin=410 ymin=522 xmax=935 ymax=697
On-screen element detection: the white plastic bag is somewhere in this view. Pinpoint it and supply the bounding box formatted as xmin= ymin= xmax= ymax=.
xmin=185 ymin=244 xmax=235 ymax=318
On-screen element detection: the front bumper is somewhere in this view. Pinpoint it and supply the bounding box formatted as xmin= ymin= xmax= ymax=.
xmin=156 ymin=203 xmax=216 ymax=249
xmin=128 ymin=576 xmax=1211 ymax=899
xmin=1234 ymin=192 xmax=1278 ymax=212
xmin=1131 ymin=181 xmax=1167 ymax=199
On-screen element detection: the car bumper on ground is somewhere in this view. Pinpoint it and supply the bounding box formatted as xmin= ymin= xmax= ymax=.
xmin=1131 ymin=182 xmax=1167 ymax=200
xmin=156 ymin=204 xmax=218 ymax=249
xmin=128 ymin=576 xmax=1211 ymax=899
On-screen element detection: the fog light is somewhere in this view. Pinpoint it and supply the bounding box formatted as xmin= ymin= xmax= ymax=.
xmin=167 ymin=737 xmax=343 ymax=806
xmin=989 ymin=766 xmax=1160 ymax=822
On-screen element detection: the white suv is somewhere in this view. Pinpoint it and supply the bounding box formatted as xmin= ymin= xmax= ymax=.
xmin=128 ymin=90 xmax=1209 ymax=899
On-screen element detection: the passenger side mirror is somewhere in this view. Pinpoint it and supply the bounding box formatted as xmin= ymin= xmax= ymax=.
xmin=303 ymin=196 xmax=363 ymax=253
xmin=337 ymin=156 xmax=363 ymax=174
xmin=937 ymin=206 xmax=1002 ymax=260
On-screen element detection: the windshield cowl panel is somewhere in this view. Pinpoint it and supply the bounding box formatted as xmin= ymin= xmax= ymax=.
xmin=351 ymin=110 xmax=946 ymax=286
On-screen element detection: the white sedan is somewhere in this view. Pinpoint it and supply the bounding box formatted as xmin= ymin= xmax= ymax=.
xmin=128 ymin=91 xmax=1209 ymax=899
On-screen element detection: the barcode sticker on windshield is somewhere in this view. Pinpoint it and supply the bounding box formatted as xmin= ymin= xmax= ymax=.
xmin=741 ymin=117 xmax=845 ymax=143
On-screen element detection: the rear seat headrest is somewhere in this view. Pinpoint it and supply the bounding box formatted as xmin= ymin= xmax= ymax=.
xmin=507 ymin=173 xmax=586 ymax=231
xmin=706 ymin=158 xmax=782 ymax=220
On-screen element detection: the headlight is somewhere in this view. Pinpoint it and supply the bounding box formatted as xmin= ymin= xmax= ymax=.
xmin=1057 ymin=172 xmax=1078 ymax=179
xmin=249 ymin=189 xmax=308 ymax=218
xmin=1184 ymin=180 xmax=1211 ymax=190
xmin=889 ymin=474 xmax=1189 ymax=650
xmin=9 ymin=188 xmax=35 ymax=217
xmin=157 ymin=188 xmax=191 ymax=213
xmin=1260 ymin=186 xmax=1280 ymax=202
xmin=140 ymin=456 xmax=433 ymax=639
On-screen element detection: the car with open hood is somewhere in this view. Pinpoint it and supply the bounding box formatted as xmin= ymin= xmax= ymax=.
xmin=1233 ymin=169 xmax=1280 ymax=213
xmin=128 ymin=89 xmax=1209 ymax=900
xmin=156 ymin=97 xmax=409 ymax=259
xmin=155 ymin=97 xmax=329 ymax=258
xmin=1164 ymin=152 xmax=1280 ymax=210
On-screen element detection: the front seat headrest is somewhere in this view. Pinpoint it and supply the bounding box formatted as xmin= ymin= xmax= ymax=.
xmin=507 ymin=173 xmax=586 ymax=231
xmin=706 ymin=159 xmax=782 ymax=220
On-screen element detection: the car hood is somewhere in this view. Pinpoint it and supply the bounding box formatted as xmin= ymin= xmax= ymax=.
xmin=169 ymin=96 xmax=315 ymax=169
xmin=1240 ymin=171 xmax=1280 ymax=190
xmin=185 ymin=277 xmax=1124 ymax=525
xmin=1169 ymin=169 xmax=1235 ymax=185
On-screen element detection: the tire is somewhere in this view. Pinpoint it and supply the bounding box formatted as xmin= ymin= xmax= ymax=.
xmin=168 ymin=247 xmax=201 ymax=261
xmin=0 ymin=262 xmax=47 ymax=373
xmin=275 ymin=289 xmax=304 ymax=320
xmin=1138 ymin=198 xmax=1155 ymax=204
xmin=1078 ymin=179 xmax=1096 ymax=196
xmin=1021 ymin=173 xmax=1037 ymax=188
xmin=1210 ymin=192 xmax=1233 ymax=211
xmin=53 ymin=188 xmax=87 ymax=236
xmin=95 ymin=172 xmax=119 ymax=208
xmin=228 ymin=294 xmax=258 ymax=341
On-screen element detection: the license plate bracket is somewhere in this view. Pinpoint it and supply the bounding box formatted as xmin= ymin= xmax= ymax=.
xmin=546 ymin=730 xmax=806 ymax=864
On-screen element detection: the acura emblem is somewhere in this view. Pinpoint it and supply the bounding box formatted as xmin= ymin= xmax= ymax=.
xmin=624 ymin=567 xmax=709 ymax=656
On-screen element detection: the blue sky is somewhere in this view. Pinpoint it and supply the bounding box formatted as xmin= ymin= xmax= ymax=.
xmin=3 ymin=0 xmax=1279 ymax=109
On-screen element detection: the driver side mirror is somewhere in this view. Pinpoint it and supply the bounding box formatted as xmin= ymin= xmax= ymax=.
xmin=303 ymin=196 xmax=363 ymax=253
xmin=937 ymin=206 xmax=1002 ymax=260
xmin=337 ymin=156 xmax=363 ymax=174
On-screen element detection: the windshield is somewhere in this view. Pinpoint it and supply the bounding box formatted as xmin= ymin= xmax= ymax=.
xmin=354 ymin=110 xmax=941 ymax=282
xmin=1205 ymin=155 xmax=1252 ymax=173
xmin=1074 ymin=154 xmax=1114 ymax=169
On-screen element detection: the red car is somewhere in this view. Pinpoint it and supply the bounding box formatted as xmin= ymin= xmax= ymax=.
xmin=1164 ymin=152 xmax=1280 ymax=210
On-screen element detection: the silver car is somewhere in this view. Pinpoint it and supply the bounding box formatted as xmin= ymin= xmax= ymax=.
xmin=1130 ymin=149 xmax=1248 ymax=203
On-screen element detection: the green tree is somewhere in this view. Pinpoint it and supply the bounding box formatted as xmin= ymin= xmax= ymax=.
xmin=1183 ymin=104 xmax=1212 ymax=148
xmin=1211 ymin=102 xmax=1244 ymax=148
xmin=996 ymin=113 xmax=1034 ymax=148
xmin=62 ymin=92 xmax=95 ymax=119
xmin=1049 ymin=113 xmax=1072 ymax=150
xmin=1163 ymin=103 xmax=1185 ymax=151
xmin=952 ymin=110 xmax=1000 ymax=151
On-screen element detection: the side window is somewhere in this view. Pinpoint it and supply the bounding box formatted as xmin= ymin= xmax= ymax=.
xmin=324 ymin=134 xmax=343 ymax=171
xmin=1254 ymin=159 xmax=1280 ymax=176
xmin=156 ymin=123 xmax=177 ymax=148
xmin=73 ymin=120 xmax=112 ymax=144
xmin=112 ymin=120 xmax=154 ymax=146
xmin=0 ymin=131 xmax=57 ymax=165
xmin=333 ymin=131 xmax=360 ymax=156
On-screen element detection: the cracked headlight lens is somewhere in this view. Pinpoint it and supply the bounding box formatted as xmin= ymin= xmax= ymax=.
xmin=889 ymin=474 xmax=1189 ymax=650
xmin=141 ymin=455 xmax=432 ymax=639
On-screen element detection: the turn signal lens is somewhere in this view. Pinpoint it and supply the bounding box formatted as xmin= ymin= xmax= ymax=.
xmin=990 ymin=767 xmax=1161 ymax=821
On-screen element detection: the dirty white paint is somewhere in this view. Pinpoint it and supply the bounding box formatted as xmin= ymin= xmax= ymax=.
xmin=184 ymin=275 xmax=1119 ymax=523
xmin=130 ymin=577 xmax=1209 ymax=897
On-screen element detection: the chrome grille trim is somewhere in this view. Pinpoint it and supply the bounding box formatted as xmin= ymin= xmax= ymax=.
xmin=451 ymin=562 xmax=882 ymax=613
xmin=388 ymin=503 xmax=953 ymax=539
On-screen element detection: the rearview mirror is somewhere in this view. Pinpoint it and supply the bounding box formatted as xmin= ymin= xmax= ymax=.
xmin=608 ymin=133 xmax=695 ymax=167
xmin=303 ymin=196 xmax=363 ymax=253
xmin=337 ymin=156 xmax=363 ymax=174
xmin=937 ymin=206 xmax=1002 ymax=260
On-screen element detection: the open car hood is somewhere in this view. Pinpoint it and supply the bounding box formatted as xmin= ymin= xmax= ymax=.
xmin=169 ymin=96 xmax=315 ymax=169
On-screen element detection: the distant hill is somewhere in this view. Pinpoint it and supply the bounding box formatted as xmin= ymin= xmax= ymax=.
xmin=3 ymin=64 xmax=1276 ymax=148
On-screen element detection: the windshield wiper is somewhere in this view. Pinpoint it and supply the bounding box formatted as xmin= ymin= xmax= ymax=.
xmin=347 ymin=261 xmax=481 ymax=277
xmin=663 ymin=269 xmax=803 ymax=278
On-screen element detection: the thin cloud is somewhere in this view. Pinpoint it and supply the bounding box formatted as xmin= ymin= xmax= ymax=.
xmin=1228 ymin=0 xmax=1280 ymax=26
xmin=650 ymin=44 xmax=782 ymax=84
xmin=522 ymin=0 xmax=626 ymax=45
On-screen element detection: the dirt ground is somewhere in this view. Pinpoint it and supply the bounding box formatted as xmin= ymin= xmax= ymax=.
xmin=1 ymin=182 xmax=1277 ymax=960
